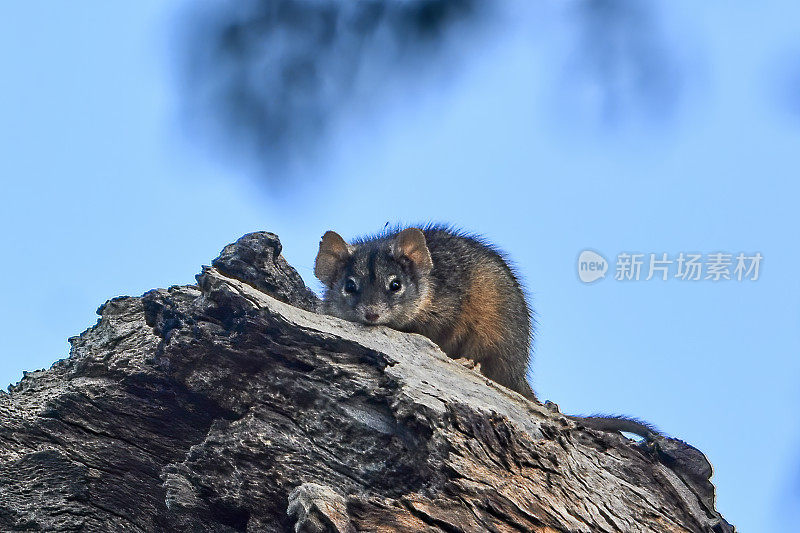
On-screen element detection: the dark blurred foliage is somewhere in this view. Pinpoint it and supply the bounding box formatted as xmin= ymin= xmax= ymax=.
xmin=177 ymin=0 xmax=683 ymax=186
xmin=562 ymin=0 xmax=680 ymax=126
xmin=177 ymin=0 xmax=489 ymax=184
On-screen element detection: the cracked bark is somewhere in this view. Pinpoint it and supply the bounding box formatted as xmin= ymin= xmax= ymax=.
xmin=0 ymin=232 xmax=734 ymax=532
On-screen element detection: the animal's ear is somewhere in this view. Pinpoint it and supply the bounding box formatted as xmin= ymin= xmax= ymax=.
xmin=392 ymin=228 xmax=433 ymax=274
xmin=315 ymin=231 xmax=352 ymax=287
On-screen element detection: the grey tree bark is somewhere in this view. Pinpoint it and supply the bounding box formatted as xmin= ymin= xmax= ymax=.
xmin=0 ymin=232 xmax=734 ymax=532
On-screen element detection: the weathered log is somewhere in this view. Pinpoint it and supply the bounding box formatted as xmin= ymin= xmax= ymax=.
xmin=0 ymin=232 xmax=734 ymax=532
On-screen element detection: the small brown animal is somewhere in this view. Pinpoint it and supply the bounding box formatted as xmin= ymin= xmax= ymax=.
xmin=315 ymin=225 xmax=658 ymax=440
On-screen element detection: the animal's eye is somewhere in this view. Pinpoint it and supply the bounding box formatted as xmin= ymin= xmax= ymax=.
xmin=389 ymin=279 xmax=402 ymax=292
xmin=344 ymin=278 xmax=358 ymax=294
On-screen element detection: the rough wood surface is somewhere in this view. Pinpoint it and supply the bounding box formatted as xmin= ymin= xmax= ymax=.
xmin=0 ymin=232 xmax=734 ymax=532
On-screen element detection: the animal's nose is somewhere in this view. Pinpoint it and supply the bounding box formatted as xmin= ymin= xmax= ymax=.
xmin=364 ymin=312 xmax=380 ymax=323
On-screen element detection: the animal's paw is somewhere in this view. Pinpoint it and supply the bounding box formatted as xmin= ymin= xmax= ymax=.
xmin=453 ymin=357 xmax=481 ymax=373
xmin=287 ymin=482 xmax=353 ymax=533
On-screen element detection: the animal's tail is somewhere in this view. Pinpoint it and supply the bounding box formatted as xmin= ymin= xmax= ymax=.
xmin=566 ymin=414 xmax=661 ymax=441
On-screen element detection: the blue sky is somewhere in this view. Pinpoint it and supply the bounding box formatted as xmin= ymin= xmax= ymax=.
xmin=1 ymin=2 xmax=799 ymax=531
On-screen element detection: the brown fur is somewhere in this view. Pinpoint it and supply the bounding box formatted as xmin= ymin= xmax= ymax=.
xmin=446 ymin=264 xmax=504 ymax=359
xmin=316 ymin=225 xmax=661 ymax=439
